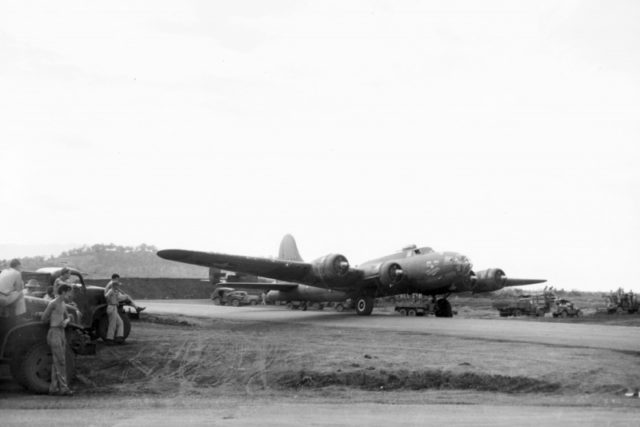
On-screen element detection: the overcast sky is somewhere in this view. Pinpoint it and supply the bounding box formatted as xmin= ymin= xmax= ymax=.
xmin=1 ymin=1 xmax=638 ymax=291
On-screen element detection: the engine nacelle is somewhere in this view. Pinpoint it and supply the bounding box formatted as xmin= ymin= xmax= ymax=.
xmin=472 ymin=268 xmax=506 ymax=293
xmin=311 ymin=254 xmax=350 ymax=282
xmin=379 ymin=261 xmax=405 ymax=288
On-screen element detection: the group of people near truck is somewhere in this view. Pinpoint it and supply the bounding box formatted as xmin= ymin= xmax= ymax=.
xmin=0 ymin=259 xmax=144 ymax=396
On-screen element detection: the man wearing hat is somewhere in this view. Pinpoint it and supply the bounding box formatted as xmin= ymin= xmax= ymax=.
xmin=104 ymin=274 xmax=125 ymax=344
xmin=23 ymin=279 xmax=41 ymax=297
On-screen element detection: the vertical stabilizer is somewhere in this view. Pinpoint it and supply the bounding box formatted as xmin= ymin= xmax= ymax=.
xmin=278 ymin=234 xmax=303 ymax=261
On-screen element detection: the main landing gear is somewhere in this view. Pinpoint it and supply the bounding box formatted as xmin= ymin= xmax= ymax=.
xmin=355 ymin=296 xmax=374 ymax=316
xmin=434 ymin=297 xmax=453 ymax=318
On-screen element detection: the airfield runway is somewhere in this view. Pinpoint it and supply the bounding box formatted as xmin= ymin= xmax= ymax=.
xmin=141 ymin=300 xmax=640 ymax=352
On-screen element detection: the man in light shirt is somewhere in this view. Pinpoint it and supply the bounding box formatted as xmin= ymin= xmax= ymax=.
xmin=104 ymin=273 xmax=145 ymax=313
xmin=0 ymin=259 xmax=26 ymax=317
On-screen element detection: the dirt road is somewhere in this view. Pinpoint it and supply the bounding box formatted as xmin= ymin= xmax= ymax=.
xmin=141 ymin=300 xmax=640 ymax=351
xmin=3 ymin=400 xmax=639 ymax=427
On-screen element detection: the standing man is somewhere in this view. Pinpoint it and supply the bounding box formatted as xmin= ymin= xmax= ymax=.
xmin=0 ymin=259 xmax=26 ymax=317
xmin=104 ymin=277 xmax=124 ymax=344
xmin=53 ymin=268 xmax=72 ymax=295
xmin=105 ymin=273 xmax=145 ymax=313
xmin=41 ymin=283 xmax=74 ymax=396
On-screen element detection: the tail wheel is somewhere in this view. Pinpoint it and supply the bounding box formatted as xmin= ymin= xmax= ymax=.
xmin=17 ymin=342 xmax=75 ymax=394
xmin=355 ymin=296 xmax=374 ymax=316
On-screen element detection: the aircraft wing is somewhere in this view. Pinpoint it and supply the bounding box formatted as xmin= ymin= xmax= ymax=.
xmin=216 ymin=282 xmax=299 ymax=292
xmin=158 ymin=249 xmax=315 ymax=284
xmin=503 ymin=278 xmax=546 ymax=287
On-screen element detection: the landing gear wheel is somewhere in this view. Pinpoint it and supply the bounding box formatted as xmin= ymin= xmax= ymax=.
xmin=18 ymin=342 xmax=75 ymax=394
xmin=97 ymin=312 xmax=132 ymax=342
xmin=355 ymin=296 xmax=374 ymax=316
xmin=434 ymin=299 xmax=453 ymax=318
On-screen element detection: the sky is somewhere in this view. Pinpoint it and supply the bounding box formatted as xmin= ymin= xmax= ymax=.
xmin=0 ymin=1 xmax=638 ymax=291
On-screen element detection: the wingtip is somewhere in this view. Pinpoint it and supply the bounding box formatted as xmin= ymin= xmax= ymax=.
xmin=156 ymin=249 xmax=186 ymax=261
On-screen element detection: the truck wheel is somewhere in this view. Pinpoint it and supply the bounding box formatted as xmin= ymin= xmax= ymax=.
xmin=560 ymin=310 xmax=568 ymax=318
xmin=97 ymin=312 xmax=132 ymax=342
xmin=576 ymin=310 xmax=583 ymax=317
xmin=355 ymin=296 xmax=374 ymax=316
xmin=18 ymin=342 xmax=75 ymax=394
xmin=399 ymin=308 xmax=407 ymax=316
xmin=335 ymin=304 xmax=344 ymax=312
xmin=407 ymin=309 xmax=417 ymax=317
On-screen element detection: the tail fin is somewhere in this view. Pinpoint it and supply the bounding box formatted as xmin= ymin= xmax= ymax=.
xmin=278 ymin=234 xmax=303 ymax=261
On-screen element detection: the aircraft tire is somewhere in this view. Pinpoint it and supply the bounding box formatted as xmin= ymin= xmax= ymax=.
xmin=355 ymin=296 xmax=374 ymax=316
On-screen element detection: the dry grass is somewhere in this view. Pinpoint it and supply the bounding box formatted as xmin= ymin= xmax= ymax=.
xmin=71 ymin=314 xmax=640 ymax=402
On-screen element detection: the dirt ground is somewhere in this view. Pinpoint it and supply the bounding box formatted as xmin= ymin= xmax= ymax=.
xmin=2 ymin=304 xmax=640 ymax=425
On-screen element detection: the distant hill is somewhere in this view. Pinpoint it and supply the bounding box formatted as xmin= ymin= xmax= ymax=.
xmin=0 ymin=243 xmax=207 ymax=279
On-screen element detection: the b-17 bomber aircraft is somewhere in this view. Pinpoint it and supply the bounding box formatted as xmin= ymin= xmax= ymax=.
xmin=157 ymin=235 xmax=545 ymax=317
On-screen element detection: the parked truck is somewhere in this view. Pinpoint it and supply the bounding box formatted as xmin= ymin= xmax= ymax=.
xmin=493 ymin=290 xmax=556 ymax=317
xmin=552 ymin=298 xmax=582 ymax=318
xmin=22 ymin=267 xmax=134 ymax=341
xmin=211 ymin=287 xmax=260 ymax=306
